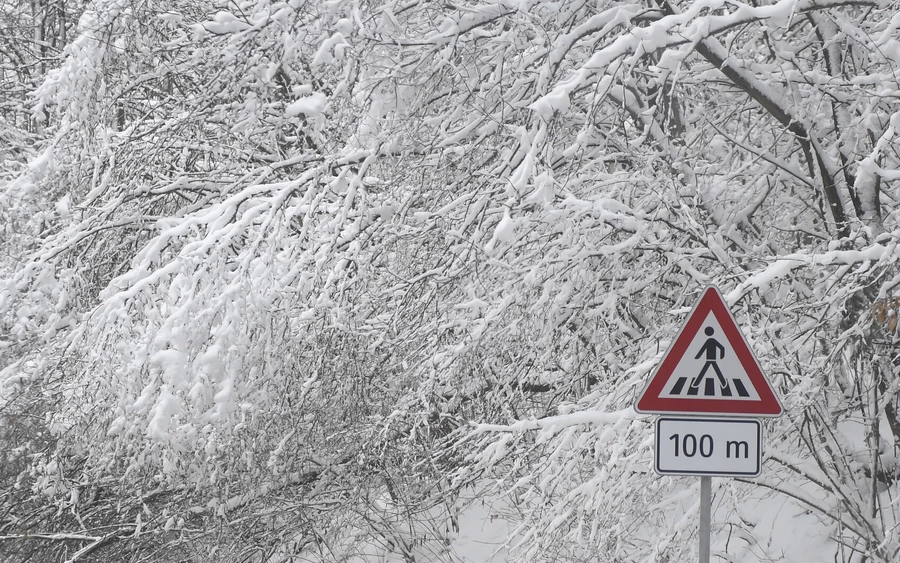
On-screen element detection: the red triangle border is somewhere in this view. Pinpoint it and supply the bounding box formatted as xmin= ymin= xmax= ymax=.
xmin=635 ymin=286 xmax=783 ymax=417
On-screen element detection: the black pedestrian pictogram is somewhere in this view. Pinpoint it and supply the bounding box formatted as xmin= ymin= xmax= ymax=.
xmin=666 ymin=327 xmax=751 ymax=398
xmin=692 ymin=327 xmax=727 ymax=391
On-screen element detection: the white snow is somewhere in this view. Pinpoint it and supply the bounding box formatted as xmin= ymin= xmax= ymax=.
xmin=203 ymin=11 xmax=251 ymax=34
xmin=285 ymin=92 xmax=328 ymax=117
xmin=484 ymin=209 xmax=517 ymax=252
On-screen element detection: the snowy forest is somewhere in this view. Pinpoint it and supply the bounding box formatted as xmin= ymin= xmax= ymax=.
xmin=2 ymin=0 xmax=900 ymax=561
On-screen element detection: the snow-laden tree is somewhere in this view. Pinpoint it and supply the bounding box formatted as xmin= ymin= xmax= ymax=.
xmin=3 ymin=0 xmax=900 ymax=561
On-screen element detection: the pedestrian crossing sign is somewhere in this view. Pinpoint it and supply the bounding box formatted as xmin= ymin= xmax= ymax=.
xmin=635 ymin=286 xmax=783 ymax=417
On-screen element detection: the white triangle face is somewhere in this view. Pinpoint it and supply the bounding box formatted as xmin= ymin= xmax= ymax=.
xmin=657 ymin=313 xmax=760 ymax=401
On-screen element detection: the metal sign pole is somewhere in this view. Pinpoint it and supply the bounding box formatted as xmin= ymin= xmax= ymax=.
xmin=699 ymin=476 xmax=711 ymax=563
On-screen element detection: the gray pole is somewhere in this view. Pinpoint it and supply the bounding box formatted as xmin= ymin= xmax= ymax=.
xmin=699 ymin=476 xmax=711 ymax=563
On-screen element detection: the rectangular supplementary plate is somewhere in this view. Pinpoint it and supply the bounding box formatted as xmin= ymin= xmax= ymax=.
xmin=655 ymin=417 xmax=762 ymax=477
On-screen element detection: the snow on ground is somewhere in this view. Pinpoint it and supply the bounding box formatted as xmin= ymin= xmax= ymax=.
xmin=725 ymin=485 xmax=835 ymax=563
xmin=451 ymin=493 xmax=515 ymax=562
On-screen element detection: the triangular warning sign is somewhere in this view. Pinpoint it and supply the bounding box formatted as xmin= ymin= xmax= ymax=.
xmin=635 ymin=286 xmax=783 ymax=417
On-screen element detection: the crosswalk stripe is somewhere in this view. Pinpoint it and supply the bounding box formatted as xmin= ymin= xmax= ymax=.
xmin=671 ymin=377 xmax=688 ymax=395
xmin=667 ymin=377 xmax=752 ymax=398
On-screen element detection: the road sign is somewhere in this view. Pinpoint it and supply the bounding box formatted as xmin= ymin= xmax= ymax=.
xmin=635 ymin=286 xmax=783 ymax=417
xmin=655 ymin=417 xmax=761 ymax=477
